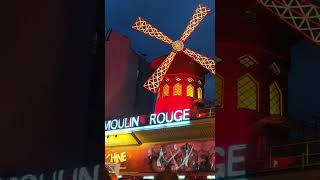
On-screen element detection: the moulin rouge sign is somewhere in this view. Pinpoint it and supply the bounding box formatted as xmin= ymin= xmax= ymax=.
xmin=105 ymin=109 xmax=191 ymax=134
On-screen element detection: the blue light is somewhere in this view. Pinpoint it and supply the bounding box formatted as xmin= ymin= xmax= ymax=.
xmin=105 ymin=120 xmax=190 ymax=135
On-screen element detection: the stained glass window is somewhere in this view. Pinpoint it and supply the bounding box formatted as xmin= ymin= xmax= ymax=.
xmin=163 ymin=84 xmax=170 ymax=97
xmin=237 ymin=74 xmax=258 ymax=110
xmin=269 ymin=82 xmax=282 ymax=115
xmin=173 ymin=83 xmax=182 ymax=96
xmin=186 ymin=84 xmax=194 ymax=97
xmin=197 ymin=87 xmax=203 ymax=100
xmin=239 ymin=55 xmax=258 ymax=68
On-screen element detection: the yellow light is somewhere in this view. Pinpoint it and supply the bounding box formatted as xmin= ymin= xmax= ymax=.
xmin=163 ymin=84 xmax=170 ymax=97
xmin=197 ymin=87 xmax=203 ymax=100
xmin=237 ymin=74 xmax=258 ymax=110
xmin=173 ymin=83 xmax=182 ymax=96
xmin=105 ymin=134 xmax=139 ymax=147
xmin=186 ymin=84 xmax=194 ymax=97
xmin=269 ymin=82 xmax=282 ymax=115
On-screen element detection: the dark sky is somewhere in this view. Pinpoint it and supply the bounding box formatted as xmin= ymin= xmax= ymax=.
xmin=289 ymin=40 xmax=320 ymax=120
xmin=106 ymin=0 xmax=215 ymax=101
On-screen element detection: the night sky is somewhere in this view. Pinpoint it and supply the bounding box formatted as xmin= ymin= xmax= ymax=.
xmin=289 ymin=41 xmax=320 ymax=120
xmin=106 ymin=0 xmax=320 ymax=121
xmin=106 ymin=0 xmax=215 ymax=101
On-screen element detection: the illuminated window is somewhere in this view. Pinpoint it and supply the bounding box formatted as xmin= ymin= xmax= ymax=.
xmin=197 ymin=87 xmax=203 ymax=100
xmin=215 ymin=74 xmax=223 ymax=107
xmin=269 ymin=62 xmax=280 ymax=75
xmin=187 ymin=77 xmax=194 ymax=83
xmin=215 ymin=56 xmax=223 ymax=64
xmin=239 ymin=55 xmax=258 ymax=68
xmin=269 ymin=82 xmax=282 ymax=115
xmin=237 ymin=74 xmax=258 ymax=111
xmin=173 ymin=83 xmax=182 ymax=96
xmin=163 ymin=84 xmax=169 ymax=97
xmin=186 ymin=84 xmax=194 ymax=97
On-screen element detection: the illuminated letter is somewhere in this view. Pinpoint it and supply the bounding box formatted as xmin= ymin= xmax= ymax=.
xmin=120 ymin=152 xmax=127 ymax=162
xmin=47 ymin=170 xmax=64 ymax=180
xmin=150 ymin=113 xmax=157 ymax=125
xmin=157 ymin=113 xmax=166 ymax=124
xmin=78 ymin=164 xmax=100 ymax=180
xmin=20 ymin=175 xmax=37 ymax=180
xmin=227 ymin=144 xmax=247 ymax=177
xmin=182 ymin=109 xmax=190 ymax=120
xmin=8 ymin=177 xmax=18 ymax=180
xmin=72 ymin=168 xmax=78 ymax=180
xmin=111 ymin=120 xmax=118 ymax=130
xmin=118 ymin=119 xmax=125 ymax=129
xmin=105 ymin=121 xmax=112 ymax=131
xmin=215 ymin=147 xmax=226 ymax=178
xmin=173 ymin=110 xmax=183 ymax=121
xmin=124 ymin=118 xmax=130 ymax=128
xmin=131 ymin=116 xmax=139 ymax=127
xmin=166 ymin=112 xmax=174 ymax=123
xmin=110 ymin=153 xmax=116 ymax=163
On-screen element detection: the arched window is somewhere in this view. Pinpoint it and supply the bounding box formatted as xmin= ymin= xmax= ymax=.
xmin=173 ymin=83 xmax=182 ymax=96
xmin=269 ymin=82 xmax=282 ymax=115
xmin=197 ymin=87 xmax=203 ymax=100
xmin=237 ymin=74 xmax=259 ymax=111
xmin=162 ymin=84 xmax=169 ymax=97
xmin=215 ymin=74 xmax=224 ymax=107
xmin=186 ymin=84 xmax=194 ymax=97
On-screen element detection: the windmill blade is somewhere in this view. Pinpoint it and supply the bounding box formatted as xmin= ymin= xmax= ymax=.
xmin=132 ymin=17 xmax=173 ymax=45
xmin=144 ymin=51 xmax=177 ymax=93
xmin=180 ymin=4 xmax=211 ymax=42
xmin=183 ymin=48 xmax=215 ymax=75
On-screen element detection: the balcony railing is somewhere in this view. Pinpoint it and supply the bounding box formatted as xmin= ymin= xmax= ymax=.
xmin=269 ymin=139 xmax=320 ymax=170
xmin=193 ymin=106 xmax=215 ymax=119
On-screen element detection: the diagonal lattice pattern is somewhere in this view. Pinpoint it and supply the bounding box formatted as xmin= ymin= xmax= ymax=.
xmin=237 ymin=75 xmax=258 ymax=111
xmin=269 ymin=82 xmax=281 ymax=115
xmin=143 ymin=51 xmax=177 ymax=93
xmin=258 ymin=0 xmax=320 ymax=46
xmin=180 ymin=4 xmax=212 ymax=42
xmin=132 ymin=17 xmax=173 ymax=45
xmin=183 ymin=48 xmax=215 ymax=75
xmin=133 ymin=4 xmax=214 ymax=93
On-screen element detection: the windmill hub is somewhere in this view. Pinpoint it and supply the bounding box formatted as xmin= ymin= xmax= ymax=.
xmin=172 ymin=40 xmax=184 ymax=51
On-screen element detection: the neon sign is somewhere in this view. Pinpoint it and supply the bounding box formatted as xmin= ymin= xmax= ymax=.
xmin=106 ymin=152 xmax=127 ymax=164
xmin=216 ymin=144 xmax=247 ymax=178
xmin=105 ymin=109 xmax=191 ymax=135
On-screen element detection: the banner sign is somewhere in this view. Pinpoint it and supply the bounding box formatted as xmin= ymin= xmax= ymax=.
xmin=105 ymin=141 xmax=214 ymax=173
xmin=105 ymin=109 xmax=191 ymax=134
xmin=105 ymin=142 xmax=248 ymax=178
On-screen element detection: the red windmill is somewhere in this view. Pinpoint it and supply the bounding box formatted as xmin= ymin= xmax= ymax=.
xmin=132 ymin=4 xmax=215 ymax=114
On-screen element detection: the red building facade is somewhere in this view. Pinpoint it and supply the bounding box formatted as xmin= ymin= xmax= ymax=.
xmin=215 ymin=0 xmax=299 ymax=173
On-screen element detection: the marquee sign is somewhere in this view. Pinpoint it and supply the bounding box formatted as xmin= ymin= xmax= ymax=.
xmin=105 ymin=109 xmax=191 ymax=135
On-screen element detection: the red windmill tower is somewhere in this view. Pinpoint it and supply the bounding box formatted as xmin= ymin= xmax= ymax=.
xmin=132 ymin=4 xmax=215 ymax=114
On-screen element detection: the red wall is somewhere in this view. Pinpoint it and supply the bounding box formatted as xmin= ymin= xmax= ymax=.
xmin=215 ymin=42 xmax=290 ymax=170
xmin=105 ymin=32 xmax=139 ymax=118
